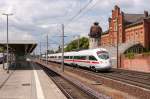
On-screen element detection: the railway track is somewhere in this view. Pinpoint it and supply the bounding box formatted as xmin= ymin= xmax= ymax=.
xmin=37 ymin=60 xmax=150 ymax=99
xmin=45 ymin=61 xmax=150 ymax=90
xmin=67 ymin=63 xmax=150 ymax=89
xmin=38 ymin=63 xmax=111 ymax=99
xmin=95 ymin=69 xmax=150 ymax=89
xmin=71 ymin=67 xmax=150 ymax=89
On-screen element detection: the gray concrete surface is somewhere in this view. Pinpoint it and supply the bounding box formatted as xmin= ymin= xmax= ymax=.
xmin=0 ymin=62 xmax=67 ymax=99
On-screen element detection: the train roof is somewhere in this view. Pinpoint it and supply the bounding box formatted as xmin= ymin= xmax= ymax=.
xmin=48 ymin=48 xmax=107 ymax=56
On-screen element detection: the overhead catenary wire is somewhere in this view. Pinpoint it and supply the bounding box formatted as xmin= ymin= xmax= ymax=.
xmin=39 ymin=0 xmax=100 ymax=54
xmin=74 ymin=0 xmax=100 ymax=20
xmin=65 ymin=0 xmax=94 ymax=26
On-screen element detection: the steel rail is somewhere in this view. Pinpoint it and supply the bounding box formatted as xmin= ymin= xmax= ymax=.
xmin=36 ymin=61 xmax=111 ymax=99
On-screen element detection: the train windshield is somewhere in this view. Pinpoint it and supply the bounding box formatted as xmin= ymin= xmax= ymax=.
xmin=97 ymin=51 xmax=109 ymax=60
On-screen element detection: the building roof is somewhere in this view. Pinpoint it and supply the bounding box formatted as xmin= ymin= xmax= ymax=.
xmin=0 ymin=40 xmax=37 ymax=44
xmin=125 ymin=14 xmax=150 ymax=28
xmin=0 ymin=40 xmax=37 ymax=54
xmin=124 ymin=13 xmax=145 ymax=24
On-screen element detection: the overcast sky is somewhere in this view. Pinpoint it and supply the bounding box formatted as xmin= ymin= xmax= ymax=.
xmin=0 ymin=0 xmax=150 ymax=51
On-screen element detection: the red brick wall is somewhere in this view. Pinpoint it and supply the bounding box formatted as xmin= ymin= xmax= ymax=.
xmin=121 ymin=54 xmax=150 ymax=72
xmin=101 ymin=5 xmax=150 ymax=49
xmin=101 ymin=5 xmax=124 ymax=46
xmin=101 ymin=34 xmax=110 ymax=46
xmin=109 ymin=5 xmax=124 ymax=45
xmin=144 ymin=19 xmax=150 ymax=49
xmin=125 ymin=24 xmax=145 ymax=46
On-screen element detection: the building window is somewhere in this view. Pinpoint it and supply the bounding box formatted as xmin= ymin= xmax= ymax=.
xmin=114 ymin=21 xmax=117 ymax=31
xmin=136 ymin=32 xmax=138 ymax=35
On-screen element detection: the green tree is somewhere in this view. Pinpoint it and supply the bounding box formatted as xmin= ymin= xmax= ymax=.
xmin=64 ymin=37 xmax=89 ymax=52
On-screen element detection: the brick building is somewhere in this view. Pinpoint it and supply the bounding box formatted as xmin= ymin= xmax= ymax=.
xmin=101 ymin=5 xmax=150 ymax=51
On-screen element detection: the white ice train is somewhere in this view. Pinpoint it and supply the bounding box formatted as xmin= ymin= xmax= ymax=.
xmin=43 ymin=48 xmax=112 ymax=71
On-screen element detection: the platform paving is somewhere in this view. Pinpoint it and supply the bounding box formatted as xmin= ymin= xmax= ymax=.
xmin=0 ymin=62 xmax=67 ymax=99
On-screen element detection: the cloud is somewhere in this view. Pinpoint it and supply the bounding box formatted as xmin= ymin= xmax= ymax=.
xmin=0 ymin=31 xmax=35 ymax=41
xmin=0 ymin=0 xmax=150 ymax=51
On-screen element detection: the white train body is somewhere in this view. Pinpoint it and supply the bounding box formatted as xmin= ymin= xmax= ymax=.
xmin=46 ymin=48 xmax=112 ymax=71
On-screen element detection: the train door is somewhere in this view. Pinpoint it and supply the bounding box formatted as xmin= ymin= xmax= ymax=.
xmin=79 ymin=56 xmax=87 ymax=67
xmin=88 ymin=55 xmax=98 ymax=68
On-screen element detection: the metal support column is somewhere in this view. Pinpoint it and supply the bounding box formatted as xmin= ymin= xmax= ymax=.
xmin=61 ymin=24 xmax=64 ymax=72
xmin=40 ymin=42 xmax=41 ymax=61
xmin=116 ymin=18 xmax=119 ymax=68
xmin=78 ymin=35 xmax=80 ymax=50
xmin=46 ymin=34 xmax=48 ymax=65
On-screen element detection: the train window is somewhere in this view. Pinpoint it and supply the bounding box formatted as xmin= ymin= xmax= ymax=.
xmin=59 ymin=56 xmax=61 ymax=59
xmin=89 ymin=56 xmax=97 ymax=61
xmin=78 ymin=56 xmax=81 ymax=59
xmin=74 ymin=56 xmax=77 ymax=59
xmin=98 ymin=53 xmax=109 ymax=60
xmin=73 ymin=56 xmax=86 ymax=60
xmin=70 ymin=56 xmax=73 ymax=59
xmin=64 ymin=56 xmax=69 ymax=59
xmin=74 ymin=56 xmax=80 ymax=59
xmin=80 ymin=56 xmax=86 ymax=60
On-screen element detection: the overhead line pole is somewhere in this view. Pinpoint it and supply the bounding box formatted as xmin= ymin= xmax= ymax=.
xmin=40 ymin=42 xmax=41 ymax=61
xmin=78 ymin=35 xmax=80 ymax=50
xmin=61 ymin=24 xmax=64 ymax=72
xmin=46 ymin=34 xmax=48 ymax=65
xmin=116 ymin=18 xmax=119 ymax=68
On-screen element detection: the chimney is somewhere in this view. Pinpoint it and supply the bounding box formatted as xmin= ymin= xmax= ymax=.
xmin=115 ymin=5 xmax=120 ymax=10
xmin=144 ymin=11 xmax=148 ymax=17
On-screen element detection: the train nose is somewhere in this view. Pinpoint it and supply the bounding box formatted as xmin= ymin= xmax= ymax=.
xmin=101 ymin=60 xmax=111 ymax=66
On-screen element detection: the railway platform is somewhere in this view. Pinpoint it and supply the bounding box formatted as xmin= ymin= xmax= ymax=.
xmin=0 ymin=61 xmax=67 ymax=99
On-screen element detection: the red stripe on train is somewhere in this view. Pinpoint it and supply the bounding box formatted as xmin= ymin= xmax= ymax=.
xmin=64 ymin=59 xmax=99 ymax=64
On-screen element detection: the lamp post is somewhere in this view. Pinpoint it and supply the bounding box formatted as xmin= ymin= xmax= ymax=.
xmin=2 ymin=13 xmax=13 ymax=73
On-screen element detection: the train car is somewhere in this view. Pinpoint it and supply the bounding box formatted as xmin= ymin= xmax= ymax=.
xmin=47 ymin=48 xmax=112 ymax=72
xmin=41 ymin=54 xmax=46 ymax=60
